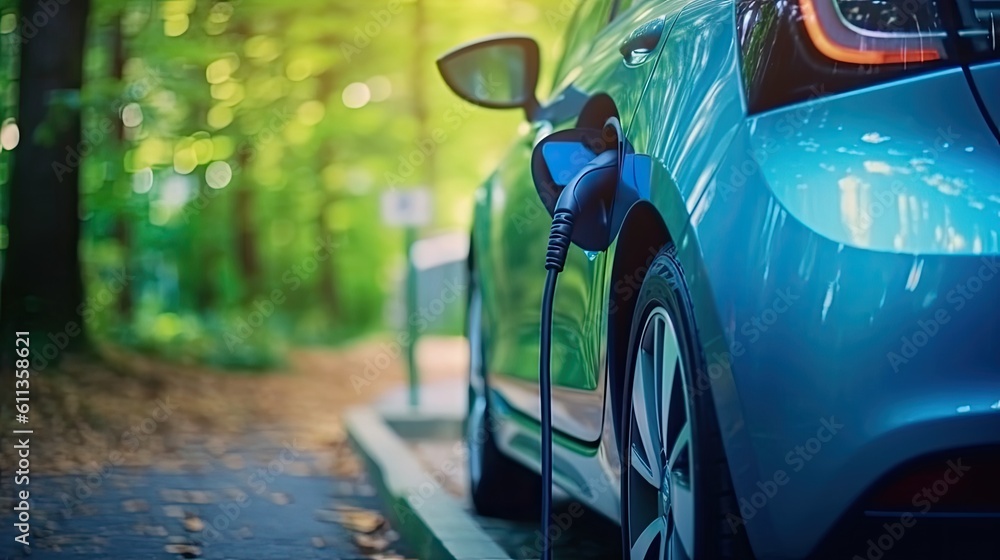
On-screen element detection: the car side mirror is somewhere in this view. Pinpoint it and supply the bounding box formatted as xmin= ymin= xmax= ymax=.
xmin=437 ymin=35 xmax=540 ymax=119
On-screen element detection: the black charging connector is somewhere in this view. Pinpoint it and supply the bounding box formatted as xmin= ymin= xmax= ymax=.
xmin=537 ymin=120 xmax=622 ymax=560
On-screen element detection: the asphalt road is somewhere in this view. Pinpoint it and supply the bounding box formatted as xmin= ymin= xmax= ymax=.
xmin=1 ymin=433 xmax=411 ymax=559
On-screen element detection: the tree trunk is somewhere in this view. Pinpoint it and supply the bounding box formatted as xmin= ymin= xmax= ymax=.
xmin=0 ymin=0 xmax=92 ymax=361
xmin=232 ymin=16 xmax=260 ymax=305
xmin=234 ymin=148 xmax=259 ymax=303
xmin=315 ymin=66 xmax=339 ymax=317
xmin=316 ymin=193 xmax=339 ymax=315
xmin=111 ymin=11 xmax=133 ymax=321
xmin=190 ymin=95 xmax=216 ymax=311
xmin=412 ymin=0 xmax=434 ymax=188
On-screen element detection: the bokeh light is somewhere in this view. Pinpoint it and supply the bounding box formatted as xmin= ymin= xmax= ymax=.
xmin=206 ymin=161 xmax=233 ymax=189
xmin=173 ymin=142 xmax=198 ymax=174
xmin=0 ymin=119 xmax=19 ymax=151
xmin=121 ymin=103 xmax=144 ymax=127
xmin=133 ymin=167 xmax=154 ymax=194
xmin=367 ymin=76 xmax=393 ymax=102
xmin=0 ymin=13 xmax=16 ymax=34
xmin=207 ymin=105 xmax=234 ymax=129
xmin=286 ymin=58 xmax=312 ymax=82
xmin=297 ymin=100 xmax=325 ymax=126
xmin=342 ymin=82 xmax=371 ymax=109
xmin=164 ymin=14 xmax=189 ymax=37
xmin=245 ymin=35 xmax=280 ymax=61
xmin=206 ymin=55 xmax=240 ymax=84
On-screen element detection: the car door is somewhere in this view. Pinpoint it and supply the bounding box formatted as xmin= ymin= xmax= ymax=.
xmin=480 ymin=0 xmax=689 ymax=442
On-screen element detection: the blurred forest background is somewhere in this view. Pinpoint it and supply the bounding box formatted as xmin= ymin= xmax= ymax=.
xmin=0 ymin=0 xmax=574 ymax=368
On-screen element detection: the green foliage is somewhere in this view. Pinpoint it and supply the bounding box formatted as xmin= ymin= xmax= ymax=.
xmin=0 ymin=0 xmax=573 ymax=367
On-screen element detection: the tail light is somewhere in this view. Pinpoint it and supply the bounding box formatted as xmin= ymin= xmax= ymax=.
xmin=738 ymin=0 xmax=953 ymax=112
xmin=798 ymin=0 xmax=944 ymax=65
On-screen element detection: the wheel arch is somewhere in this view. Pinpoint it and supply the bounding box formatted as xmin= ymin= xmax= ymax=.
xmin=607 ymin=200 xmax=674 ymax=453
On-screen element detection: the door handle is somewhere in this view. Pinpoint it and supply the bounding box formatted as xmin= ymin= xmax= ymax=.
xmin=619 ymin=15 xmax=666 ymax=66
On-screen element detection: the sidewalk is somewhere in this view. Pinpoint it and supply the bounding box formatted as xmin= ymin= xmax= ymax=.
xmin=350 ymin=371 xmax=622 ymax=560
xmin=0 ymin=338 xmax=459 ymax=559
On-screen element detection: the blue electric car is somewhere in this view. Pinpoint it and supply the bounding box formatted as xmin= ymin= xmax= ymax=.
xmin=437 ymin=0 xmax=1000 ymax=558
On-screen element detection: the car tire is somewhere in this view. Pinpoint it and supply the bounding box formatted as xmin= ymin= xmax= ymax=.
xmin=466 ymin=268 xmax=541 ymax=520
xmin=620 ymin=245 xmax=752 ymax=559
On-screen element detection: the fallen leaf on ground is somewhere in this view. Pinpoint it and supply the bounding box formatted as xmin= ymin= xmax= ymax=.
xmin=182 ymin=515 xmax=205 ymax=533
xmin=270 ymin=492 xmax=292 ymax=505
xmin=353 ymin=533 xmax=390 ymax=553
xmin=337 ymin=509 xmax=385 ymax=533
xmin=164 ymin=543 xmax=202 ymax=558
xmin=122 ymin=499 xmax=150 ymax=513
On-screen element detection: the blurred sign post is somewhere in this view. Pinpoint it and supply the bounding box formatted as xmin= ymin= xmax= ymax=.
xmin=381 ymin=188 xmax=432 ymax=407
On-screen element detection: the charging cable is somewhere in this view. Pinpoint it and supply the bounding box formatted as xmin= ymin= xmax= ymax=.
xmin=538 ymin=137 xmax=620 ymax=559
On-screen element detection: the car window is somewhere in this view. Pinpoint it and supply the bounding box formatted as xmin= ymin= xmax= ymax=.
xmin=550 ymin=0 xmax=615 ymax=93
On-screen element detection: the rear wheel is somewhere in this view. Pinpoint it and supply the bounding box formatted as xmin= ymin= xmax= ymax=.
xmin=466 ymin=270 xmax=541 ymax=519
xmin=621 ymin=247 xmax=751 ymax=559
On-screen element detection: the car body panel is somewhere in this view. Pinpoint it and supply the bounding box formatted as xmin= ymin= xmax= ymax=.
xmin=479 ymin=0 xmax=691 ymax=443
xmin=469 ymin=0 xmax=1000 ymax=558
xmin=490 ymin=379 xmax=625 ymax=523
xmin=745 ymin=67 xmax=1000 ymax=256
xmin=487 ymin=0 xmax=746 ymax=521
xmin=969 ymin=60 xmax=1000 ymax=136
xmin=686 ymin=69 xmax=1000 ymax=558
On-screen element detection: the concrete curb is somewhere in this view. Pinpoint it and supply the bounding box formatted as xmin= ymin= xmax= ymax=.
xmin=345 ymin=407 xmax=513 ymax=560
xmin=381 ymin=409 xmax=465 ymax=441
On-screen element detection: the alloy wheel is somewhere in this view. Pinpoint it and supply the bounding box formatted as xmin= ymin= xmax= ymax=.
xmin=627 ymin=306 xmax=695 ymax=560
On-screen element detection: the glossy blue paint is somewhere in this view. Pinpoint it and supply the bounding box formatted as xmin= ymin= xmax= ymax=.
xmin=746 ymin=68 xmax=1000 ymax=255
xmin=477 ymin=0 xmax=693 ymax=444
xmin=969 ymin=61 xmax=1000 ymax=130
xmin=458 ymin=0 xmax=1000 ymax=558
xmin=685 ymin=68 xmax=1000 ymax=559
